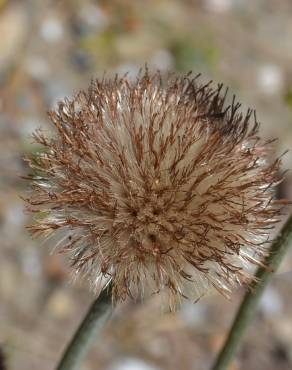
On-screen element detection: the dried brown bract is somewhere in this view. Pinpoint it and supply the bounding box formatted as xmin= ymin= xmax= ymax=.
xmin=24 ymin=71 xmax=286 ymax=307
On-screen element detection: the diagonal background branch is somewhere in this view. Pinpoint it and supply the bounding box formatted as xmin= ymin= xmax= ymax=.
xmin=212 ymin=214 xmax=292 ymax=370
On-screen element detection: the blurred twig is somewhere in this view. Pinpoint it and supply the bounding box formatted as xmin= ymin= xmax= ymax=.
xmin=212 ymin=214 xmax=292 ymax=370
xmin=0 ymin=345 xmax=6 ymax=370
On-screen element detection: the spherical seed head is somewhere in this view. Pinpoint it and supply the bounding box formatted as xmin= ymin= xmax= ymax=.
xmin=25 ymin=71 xmax=285 ymax=307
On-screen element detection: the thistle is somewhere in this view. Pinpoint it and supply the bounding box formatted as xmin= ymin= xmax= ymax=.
xmin=25 ymin=71 xmax=284 ymax=307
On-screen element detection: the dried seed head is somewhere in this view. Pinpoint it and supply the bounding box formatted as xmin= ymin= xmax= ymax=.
xmin=25 ymin=71 xmax=285 ymax=307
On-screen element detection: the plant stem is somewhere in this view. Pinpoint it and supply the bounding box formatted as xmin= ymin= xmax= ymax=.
xmin=212 ymin=214 xmax=292 ymax=370
xmin=56 ymin=284 xmax=112 ymax=370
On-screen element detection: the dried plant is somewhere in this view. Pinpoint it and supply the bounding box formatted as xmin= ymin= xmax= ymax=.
xmin=24 ymin=71 xmax=285 ymax=307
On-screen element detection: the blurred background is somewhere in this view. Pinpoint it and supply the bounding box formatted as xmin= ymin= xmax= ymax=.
xmin=0 ymin=0 xmax=292 ymax=369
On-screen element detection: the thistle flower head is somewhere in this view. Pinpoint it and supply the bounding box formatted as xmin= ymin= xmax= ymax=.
xmin=25 ymin=71 xmax=285 ymax=307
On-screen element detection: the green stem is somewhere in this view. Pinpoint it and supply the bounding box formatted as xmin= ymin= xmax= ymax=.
xmin=212 ymin=215 xmax=292 ymax=370
xmin=56 ymin=284 xmax=112 ymax=370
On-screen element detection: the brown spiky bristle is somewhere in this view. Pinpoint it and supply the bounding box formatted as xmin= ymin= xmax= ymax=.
xmin=24 ymin=71 xmax=285 ymax=307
